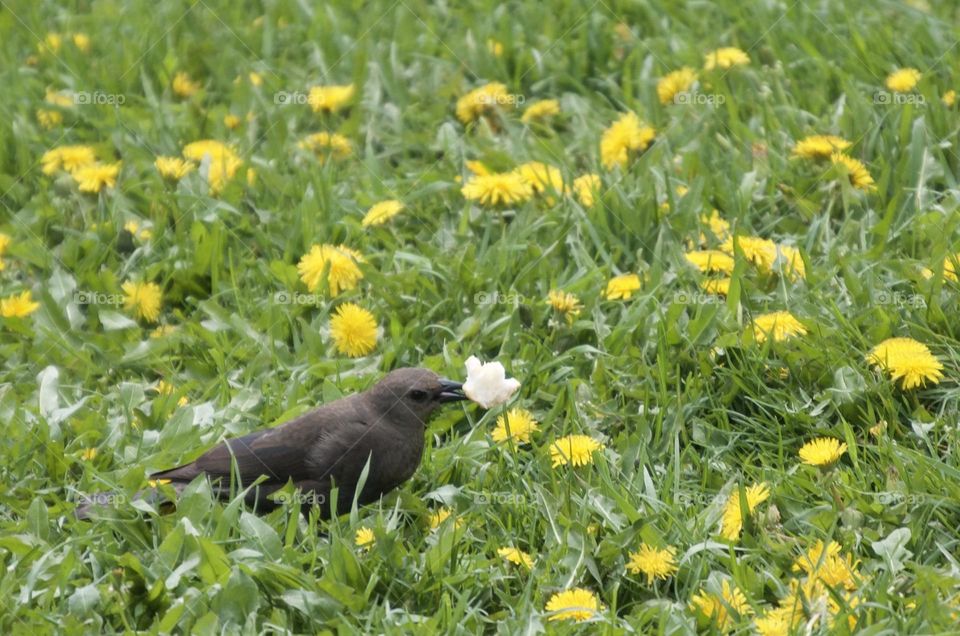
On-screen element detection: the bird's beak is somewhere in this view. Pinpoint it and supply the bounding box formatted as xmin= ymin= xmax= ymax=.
xmin=437 ymin=379 xmax=467 ymax=403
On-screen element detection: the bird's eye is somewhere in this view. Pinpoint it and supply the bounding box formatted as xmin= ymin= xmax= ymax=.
xmin=409 ymin=389 xmax=429 ymax=402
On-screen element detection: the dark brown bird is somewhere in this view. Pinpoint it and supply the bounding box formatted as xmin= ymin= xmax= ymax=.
xmin=76 ymin=368 xmax=466 ymax=519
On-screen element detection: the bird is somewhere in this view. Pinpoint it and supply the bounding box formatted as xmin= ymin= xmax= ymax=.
xmin=76 ymin=368 xmax=466 ymax=519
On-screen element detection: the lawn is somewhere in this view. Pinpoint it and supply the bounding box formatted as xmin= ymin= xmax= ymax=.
xmin=2 ymin=0 xmax=960 ymax=633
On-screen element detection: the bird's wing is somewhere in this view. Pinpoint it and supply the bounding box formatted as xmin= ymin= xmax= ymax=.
xmin=151 ymin=425 xmax=318 ymax=485
xmin=150 ymin=403 xmax=373 ymax=488
xmin=305 ymin=418 xmax=418 ymax=507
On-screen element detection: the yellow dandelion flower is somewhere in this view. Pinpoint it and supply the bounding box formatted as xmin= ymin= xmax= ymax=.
xmin=72 ymin=33 xmax=91 ymax=53
xmin=355 ymin=527 xmax=375 ymax=549
xmin=151 ymin=325 xmax=176 ymax=338
xmin=685 ymin=250 xmax=735 ymax=274
xmin=885 ymin=68 xmax=921 ymax=93
xmin=80 ymin=447 xmax=98 ymax=461
xmin=497 ymin=546 xmax=533 ymax=569
xmin=722 ymin=235 xmax=777 ymax=271
xmin=792 ymin=135 xmax=852 ymax=160
xmin=605 ymin=273 xmax=641 ymax=300
xmin=720 ymin=482 xmax=770 ymax=541
xmin=1 ymin=291 xmax=40 ymax=318
xmin=456 ymin=82 xmax=510 ymax=124
xmin=516 ymin=161 xmax=563 ymax=196
xmin=297 ymin=244 xmax=365 ymax=295
xmin=154 ymin=380 xmax=175 ymax=396
xmin=600 ymin=111 xmax=656 ymax=169
xmin=464 ymin=160 xmax=491 ymax=176
xmin=792 ymin=540 xmax=842 ymax=574
xmin=329 ymin=303 xmax=377 ymax=357
xmin=492 ymin=408 xmax=539 ymax=444
xmin=36 ymin=109 xmax=63 ymax=129
xmin=799 ymin=437 xmax=847 ymax=467
xmin=155 ymin=156 xmax=195 ymax=181
xmin=182 ymin=139 xmax=236 ymax=163
xmin=869 ymin=420 xmax=887 ymax=437
xmin=487 ymin=39 xmax=504 ymax=57
xmin=943 ymin=90 xmax=956 ymax=107
xmin=122 ymin=281 xmax=162 ymax=323
xmin=831 ymin=153 xmax=875 ymax=191
xmin=299 ymin=132 xmax=352 ymax=160
xmin=224 ymin=114 xmax=241 ymax=129
xmin=183 ymin=140 xmax=243 ymax=194
xmin=704 ymin=47 xmax=750 ymax=70
xmin=866 ymin=337 xmax=944 ymax=389
xmin=783 ymin=578 xmax=859 ymax=628
xmin=814 ymin=553 xmax=860 ymax=590
xmin=572 ymin=173 xmax=601 ymax=207
xmin=751 ymin=311 xmax=807 ymax=343
xmin=0 ymin=233 xmax=10 ymax=256
xmin=776 ymin=244 xmax=806 ymax=280
xmin=73 ymin=162 xmax=121 ymax=193
xmin=701 ymin=278 xmax=731 ymax=296
xmin=123 ymin=220 xmax=151 ymax=240
xmin=754 ymin=606 xmax=803 ymax=636
xmin=550 ymin=434 xmax=604 ymax=467
xmin=172 ymin=72 xmax=201 ymax=98
xmin=207 ymin=161 xmax=242 ymax=195
xmin=626 ymin=544 xmax=678 ymax=583
xmin=45 ymin=90 xmax=75 ymax=108
xmin=701 ymin=209 xmax=731 ymax=241
xmin=41 ymin=32 xmax=62 ymax=54
xmin=248 ymin=72 xmax=263 ymax=86
xmin=362 ymin=200 xmax=404 ymax=227
xmin=658 ymin=67 xmax=697 ymax=105
xmin=308 ymin=84 xmax=355 ymax=113
xmin=546 ymin=289 xmax=582 ymax=321
xmin=461 ymin=171 xmax=534 ymax=206
xmin=545 ymin=588 xmax=603 ymax=623
xmin=938 ymin=253 xmax=960 ymax=282
xmin=428 ymin=507 xmax=463 ymax=530
xmin=521 ymin=99 xmax=560 ymax=123
xmin=690 ymin=579 xmax=753 ymax=631
xmin=41 ymin=145 xmax=96 ymax=175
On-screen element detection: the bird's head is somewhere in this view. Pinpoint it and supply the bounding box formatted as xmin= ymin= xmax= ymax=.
xmin=368 ymin=367 xmax=466 ymax=426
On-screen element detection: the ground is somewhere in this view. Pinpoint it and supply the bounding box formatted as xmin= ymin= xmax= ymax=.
xmin=2 ymin=0 xmax=960 ymax=633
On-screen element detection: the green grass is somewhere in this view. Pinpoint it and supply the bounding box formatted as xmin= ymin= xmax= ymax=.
xmin=3 ymin=0 xmax=960 ymax=633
